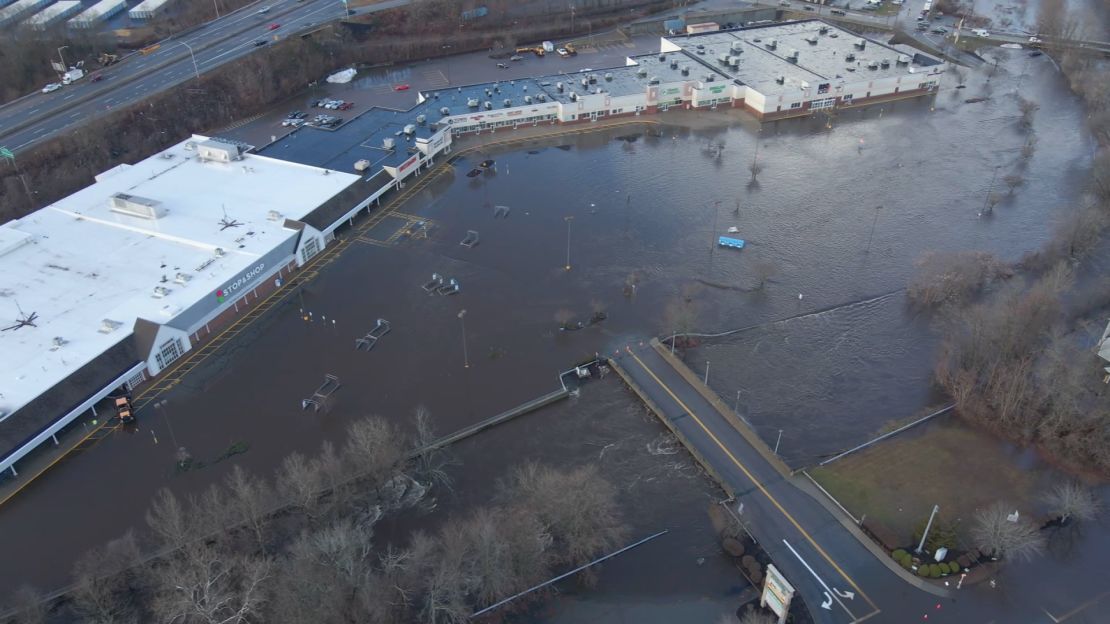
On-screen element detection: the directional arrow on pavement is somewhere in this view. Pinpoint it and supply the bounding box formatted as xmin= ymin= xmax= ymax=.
xmin=834 ymin=588 xmax=856 ymax=600
xmin=821 ymin=592 xmax=833 ymax=610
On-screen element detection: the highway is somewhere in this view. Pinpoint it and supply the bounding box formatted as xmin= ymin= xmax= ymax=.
xmin=0 ymin=0 xmax=409 ymax=155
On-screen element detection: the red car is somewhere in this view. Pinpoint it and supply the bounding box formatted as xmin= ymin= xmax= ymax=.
xmin=268 ymin=23 xmax=281 ymax=30
xmin=338 ymin=102 xmax=353 ymax=110
xmin=393 ymin=83 xmax=410 ymax=91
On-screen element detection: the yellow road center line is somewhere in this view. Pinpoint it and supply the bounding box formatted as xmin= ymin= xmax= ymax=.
xmin=628 ymin=351 xmax=879 ymax=616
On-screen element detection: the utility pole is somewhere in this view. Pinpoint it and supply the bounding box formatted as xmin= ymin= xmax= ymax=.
xmin=865 ymin=205 xmax=882 ymax=253
xmin=457 ymin=309 xmax=469 ymax=368
xmin=564 ymin=215 xmax=574 ymax=271
xmin=56 ymin=45 xmax=68 ymax=71
xmin=916 ymin=504 xmax=940 ymax=555
xmin=211 ymin=0 xmax=221 ymax=18
xmin=703 ymin=360 xmax=710 ymax=384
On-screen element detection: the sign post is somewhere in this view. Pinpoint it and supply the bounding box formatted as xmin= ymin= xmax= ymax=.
xmin=761 ymin=564 xmax=796 ymax=624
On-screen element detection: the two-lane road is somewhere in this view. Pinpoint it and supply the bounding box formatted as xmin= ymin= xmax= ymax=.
xmin=0 ymin=0 xmax=409 ymax=154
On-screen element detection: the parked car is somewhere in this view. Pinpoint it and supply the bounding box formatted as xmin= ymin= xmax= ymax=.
xmin=288 ymin=111 xmax=306 ymax=119
xmin=931 ymin=27 xmax=947 ymax=34
xmin=41 ymin=83 xmax=61 ymax=93
xmin=556 ymin=47 xmax=569 ymax=57
xmin=831 ymin=8 xmax=846 ymax=14
xmin=257 ymin=6 xmax=271 ymax=13
xmin=496 ymin=62 xmax=508 ymax=68
xmin=1028 ymin=36 xmax=1042 ymax=43
xmin=393 ymin=83 xmax=410 ymax=91
xmin=254 ymin=39 xmax=268 ymax=46
xmin=510 ymin=54 xmax=523 ymax=61
xmin=268 ymin=23 xmax=281 ymax=30
xmin=338 ymin=102 xmax=353 ymax=110
xmin=803 ymin=5 xmax=815 ymax=10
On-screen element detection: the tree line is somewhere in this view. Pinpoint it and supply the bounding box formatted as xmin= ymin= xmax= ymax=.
xmin=2 ymin=409 xmax=626 ymax=623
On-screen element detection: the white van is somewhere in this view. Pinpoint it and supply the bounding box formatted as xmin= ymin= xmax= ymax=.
xmin=542 ymin=41 xmax=554 ymax=53
xmin=971 ymin=28 xmax=990 ymax=37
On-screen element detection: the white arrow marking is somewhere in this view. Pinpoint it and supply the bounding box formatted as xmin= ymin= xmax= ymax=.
xmin=834 ymin=588 xmax=855 ymax=600
xmin=821 ymin=592 xmax=833 ymax=610
xmin=782 ymin=539 xmax=856 ymax=619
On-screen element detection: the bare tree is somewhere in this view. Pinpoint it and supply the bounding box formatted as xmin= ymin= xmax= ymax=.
xmin=906 ymin=250 xmax=1005 ymax=308
xmin=1043 ymin=482 xmax=1101 ymax=524
xmin=224 ymin=465 xmax=275 ymax=552
xmin=70 ymin=531 xmax=142 ymax=624
xmin=6 ymin=585 xmax=47 ymax=624
xmin=151 ymin=543 xmax=272 ymax=624
xmin=753 ymin=261 xmax=778 ymax=290
xmin=738 ymin=606 xmax=778 ymax=624
xmin=275 ymin=451 xmax=324 ymax=519
xmin=412 ymin=406 xmax=453 ymax=491
xmin=343 ymin=415 xmax=406 ymax=489
xmin=1002 ymin=173 xmax=1024 ymax=195
xmin=971 ymin=502 xmax=1045 ymax=562
xmin=502 ymin=463 xmax=625 ymax=567
xmin=1016 ymin=97 xmax=1040 ymax=130
xmin=145 ymin=488 xmax=195 ymax=550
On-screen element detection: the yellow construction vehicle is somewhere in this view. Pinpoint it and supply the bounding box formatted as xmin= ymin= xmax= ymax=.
xmin=97 ymin=52 xmax=119 ymax=66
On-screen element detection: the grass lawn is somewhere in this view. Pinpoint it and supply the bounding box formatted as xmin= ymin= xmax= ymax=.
xmin=810 ymin=419 xmax=1051 ymax=549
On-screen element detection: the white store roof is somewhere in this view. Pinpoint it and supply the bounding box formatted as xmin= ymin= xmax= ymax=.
xmin=69 ymin=0 xmax=124 ymax=24
xmin=0 ymin=136 xmax=359 ymax=417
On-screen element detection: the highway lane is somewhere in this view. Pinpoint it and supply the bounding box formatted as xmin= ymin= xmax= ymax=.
xmin=0 ymin=0 xmax=410 ymax=154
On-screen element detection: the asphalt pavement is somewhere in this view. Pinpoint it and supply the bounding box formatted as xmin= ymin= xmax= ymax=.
xmin=0 ymin=0 xmax=409 ymax=155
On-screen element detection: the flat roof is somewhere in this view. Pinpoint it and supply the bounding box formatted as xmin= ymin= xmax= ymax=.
xmin=0 ymin=136 xmax=359 ymax=418
xmin=70 ymin=0 xmax=126 ymax=23
xmin=670 ymin=20 xmax=940 ymax=96
xmin=23 ymin=0 xmax=81 ymax=25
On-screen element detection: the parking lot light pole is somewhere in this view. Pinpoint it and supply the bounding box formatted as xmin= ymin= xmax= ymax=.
xmin=56 ymin=46 xmax=69 ymax=72
xmin=564 ymin=216 xmax=574 ymax=270
xmin=458 ymin=309 xmax=469 ymax=369
xmin=180 ymin=42 xmax=200 ymax=81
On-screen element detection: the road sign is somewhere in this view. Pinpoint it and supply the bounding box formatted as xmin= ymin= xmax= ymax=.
xmin=761 ymin=564 xmax=796 ymax=624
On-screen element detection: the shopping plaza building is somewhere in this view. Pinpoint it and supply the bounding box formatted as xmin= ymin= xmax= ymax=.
xmin=0 ymin=19 xmax=941 ymax=478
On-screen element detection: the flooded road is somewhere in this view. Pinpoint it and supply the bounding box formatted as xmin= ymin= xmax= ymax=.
xmin=0 ymin=43 xmax=1101 ymax=621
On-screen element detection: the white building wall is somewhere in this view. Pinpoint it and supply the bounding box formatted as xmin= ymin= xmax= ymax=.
xmin=145 ymin=324 xmax=193 ymax=376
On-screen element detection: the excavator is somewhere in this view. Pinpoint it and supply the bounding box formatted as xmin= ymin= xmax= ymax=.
xmin=515 ymin=45 xmax=545 ymax=57
xmin=97 ymin=52 xmax=119 ymax=67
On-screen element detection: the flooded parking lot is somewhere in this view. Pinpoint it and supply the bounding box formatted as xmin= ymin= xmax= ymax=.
xmin=0 ymin=43 xmax=1101 ymax=618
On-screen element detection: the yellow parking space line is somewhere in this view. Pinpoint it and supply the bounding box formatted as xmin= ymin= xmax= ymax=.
xmin=628 ymin=350 xmax=879 ymax=618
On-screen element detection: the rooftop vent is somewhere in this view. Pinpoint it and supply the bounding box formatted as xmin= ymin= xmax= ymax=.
xmin=730 ymin=41 xmax=743 ymax=53
xmin=766 ymin=38 xmax=777 ymax=50
xmin=588 ymin=74 xmax=597 ymax=84
xmin=109 ymin=193 xmax=166 ymax=220
xmin=214 ymin=247 xmax=226 ymax=257
xmin=581 ymin=77 xmax=589 ymax=87
xmin=670 ymin=59 xmax=678 ymax=69
xmin=98 ymin=319 xmax=123 ymax=334
xmin=706 ymin=73 xmax=716 ymax=82
xmin=184 ymin=141 xmax=197 ymax=151
xmin=846 ymin=52 xmax=856 ymax=62
xmin=537 ymin=93 xmax=547 ymax=102
xmin=440 ymin=106 xmax=450 ymax=115
xmin=152 ymin=286 xmax=171 ymax=299
xmin=50 ymin=336 xmax=67 ymax=350
xmin=681 ymin=65 xmax=690 ymax=76
xmin=786 ymin=49 xmax=799 ymax=62
xmin=383 ymin=137 xmax=395 ymax=150
xmin=267 ymin=210 xmax=282 ymax=222
xmin=467 ymin=97 xmax=479 ymax=107
xmin=806 ymin=35 xmax=818 ymax=45
xmin=196 ymin=140 xmax=242 ymax=163
xmin=524 ymin=95 xmax=532 ymax=103
xmin=484 ymin=101 xmax=493 ymax=110
xmin=818 ymin=26 xmax=829 ymax=34
xmin=636 ymin=67 xmax=647 ymax=77
xmin=174 ymin=272 xmax=192 ymax=285
xmin=557 ymin=81 xmax=565 ymax=91
xmin=416 ymin=114 xmax=426 ymax=124
xmin=503 ymin=98 xmax=512 ymax=107
xmin=648 ymin=76 xmax=660 ymax=85
xmin=880 ymin=58 xmax=890 ymax=68
xmin=160 ymin=152 xmax=174 ymax=159
xmin=868 ymin=60 xmax=879 ymax=70
xmin=658 ymin=54 xmax=666 ymax=62
xmin=775 ymin=75 xmax=786 ymax=85
xmin=605 ymin=72 xmax=613 ymax=81
xmin=570 ymin=92 xmax=578 ymax=101
xmin=854 ymin=37 xmax=866 ymax=50
xmin=897 ymin=54 xmax=911 ymax=65
xmin=729 ymin=56 xmax=740 ymax=68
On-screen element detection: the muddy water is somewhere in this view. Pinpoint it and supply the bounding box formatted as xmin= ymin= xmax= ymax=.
xmin=0 ymin=48 xmax=1095 ymax=607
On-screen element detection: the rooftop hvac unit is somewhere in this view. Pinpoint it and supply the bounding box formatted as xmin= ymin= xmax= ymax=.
xmin=484 ymin=101 xmax=493 ymax=110
xmin=681 ymin=65 xmax=690 ymax=76
xmin=267 ymin=210 xmax=282 ymax=222
xmin=152 ymin=286 xmax=170 ymax=298
xmin=649 ymin=76 xmax=660 ymax=85
xmin=729 ymin=57 xmax=740 ymax=68
xmin=846 ymin=53 xmax=856 ymax=62
xmin=897 ymin=54 xmax=911 ymax=64
xmin=196 ymin=140 xmax=242 ymax=162
xmin=806 ymin=35 xmax=818 ymax=45
xmin=109 ymin=192 xmax=166 ymax=220
xmin=557 ymin=81 xmax=565 ymax=91
xmin=174 ymin=272 xmax=192 ymax=285
xmin=537 ymin=93 xmax=547 ymax=101
xmin=503 ymin=98 xmax=512 ymax=107
xmin=160 ymin=152 xmax=174 ymax=159
xmin=766 ymin=38 xmax=777 ymax=49
xmin=707 ymin=74 xmax=716 ymax=82
xmin=524 ymin=95 xmax=532 ymax=103
xmin=636 ymin=67 xmax=647 ymax=77
xmin=484 ymin=88 xmax=492 ymax=96
xmin=819 ymin=26 xmax=829 ymax=34
xmin=570 ymin=92 xmax=578 ymax=101
xmin=787 ymin=49 xmax=799 ymax=62
xmin=51 ymin=337 xmax=67 ymax=350
xmin=775 ymin=75 xmax=785 ymax=84
xmin=605 ymin=72 xmax=613 ymax=81
xmin=718 ymin=53 xmax=730 ymax=64
xmin=855 ymin=38 xmax=866 ymax=49
xmin=582 ymin=77 xmax=589 ymax=87
xmin=440 ymin=106 xmax=450 ymax=115
xmin=98 ymin=319 xmax=123 ymax=334
xmin=383 ymin=137 xmax=395 ymax=150
xmin=880 ymin=59 xmax=890 ymax=68
xmin=730 ymin=41 xmax=743 ymax=53
xmin=214 ymin=247 xmax=226 ymax=257
xmin=403 ymin=124 xmax=416 ymax=135
xmin=467 ymin=97 xmax=479 ymax=107
xmin=670 ymin=59 xmax=678 ymax=69
xmin=589 ymin=73 xmax=597 ymax=84
xmin=658 ymin=54 xmax=666 ymax=62
xmin=868 ymin=60 xmax=879 ymax=69
xmin=416 ymin=114 xmax=427 ymax=125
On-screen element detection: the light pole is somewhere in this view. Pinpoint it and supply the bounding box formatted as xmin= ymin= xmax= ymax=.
xmin=564 ymin=216 xmax=574 ymax=271
xmin=211 ymin=0 xmax=220 ymax=18
xmin=180 ymin=42 xmax=200 ymax=81
xmin=865 ymin=205 xmax=882 ymax=253
xmin=457 ymin=309 xmax=469 ymax=368
xmin=442 ymin=44 xmax=453 ymax=85
xmin=56 ymin=45 xmax=69 ymax=77
xmin=916 ymin=504 xmax=940 ymax=555
xmin=774 ymin=429 xmax=783 ymax=455
xmin=154 ymin=399 xmax=180 ymax=448
xmin=703 ymin=360 xmax=710 ymax=385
